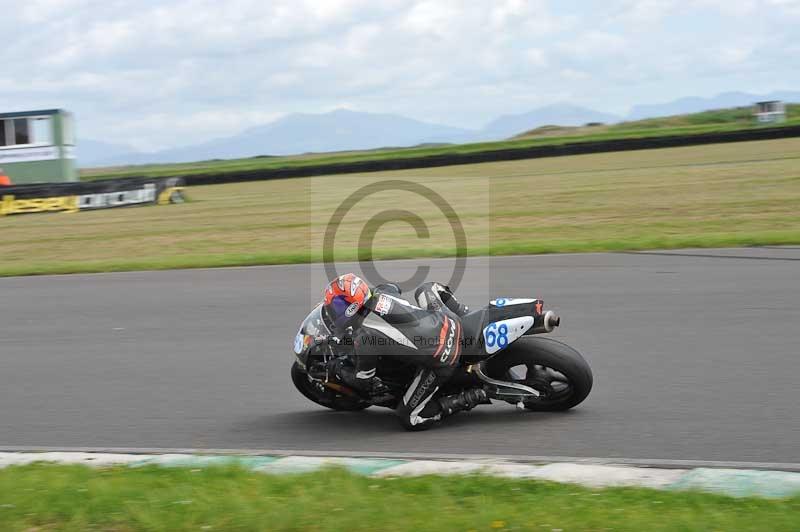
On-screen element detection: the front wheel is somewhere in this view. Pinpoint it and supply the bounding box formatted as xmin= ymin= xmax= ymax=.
xmin=291 ymin=362 xmax=371 ymax=411
xmin=485 ymin=337 xmax=593 ymax=411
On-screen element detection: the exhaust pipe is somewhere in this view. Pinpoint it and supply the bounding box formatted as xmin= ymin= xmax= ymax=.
xmin=530 ymin=310 xmax=561 ymax=334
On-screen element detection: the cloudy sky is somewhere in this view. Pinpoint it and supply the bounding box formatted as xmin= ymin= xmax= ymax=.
xmin=1 ymin=0 xmax=798 ymax=151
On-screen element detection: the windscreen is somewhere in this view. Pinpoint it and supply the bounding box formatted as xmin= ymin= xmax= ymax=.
xmin=293 ymin=304 xmax=330 ymax=360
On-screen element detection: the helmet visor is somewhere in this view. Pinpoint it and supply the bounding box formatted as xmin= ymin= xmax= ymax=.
xmin=324 ymin=295 xmax=362 ymax=332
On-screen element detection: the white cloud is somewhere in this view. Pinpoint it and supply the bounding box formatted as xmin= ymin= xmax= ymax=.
xmin=18 ymin=0 xmax=92 ymax=22
xmin=697 ymin=0 xmax=758 ymax=16
xmin=525 ymin=48 xmax=548 ymax=68
xmin=560 ymin=69 xmax=590 ymax=81
xmin=558 ymin=31 xmax=627 ymax=58
xmin=616 ymin=0 xmax=678 ymax=24
xmin=715 ymin=45 xmax=755 ymax=68
xmin=766 ymin=0 xmax=800 ymax=14
xmin=401 ymin=1 xmax=456 ymax=38
xmin=0 ymin=0 xmax=796 ymax=150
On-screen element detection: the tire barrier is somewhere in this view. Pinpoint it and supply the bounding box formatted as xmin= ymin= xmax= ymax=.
xmin=177 ymin=124 xmax=800 ymax=186
xmin=0 ymin=176 xmax=185 ymax=216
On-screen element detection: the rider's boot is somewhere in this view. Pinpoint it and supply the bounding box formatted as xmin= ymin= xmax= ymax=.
xmin=437 ymin=387 xmax=490 ymax=416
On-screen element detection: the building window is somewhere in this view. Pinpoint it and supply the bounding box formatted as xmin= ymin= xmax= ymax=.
xmin=13 ymin=118 xmax=30 ymax=145
xmin=31 ymin=117 xmax=53 ymax=144
xmin=0 ymin=116 xmax=56 ymax=147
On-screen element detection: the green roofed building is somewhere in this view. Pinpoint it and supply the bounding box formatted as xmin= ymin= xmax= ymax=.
xmin=0 ymin=109 xmax=77 ymax=185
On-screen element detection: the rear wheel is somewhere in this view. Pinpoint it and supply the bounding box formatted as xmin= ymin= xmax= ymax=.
xmin=485 ymin=337 xmax=592 ymax=411
xmin=291 ymin=362 xmax=370 ymax=411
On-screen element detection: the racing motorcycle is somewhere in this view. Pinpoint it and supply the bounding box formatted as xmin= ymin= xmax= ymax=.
xmin=291 ymin=295 xmax=592 ymax=418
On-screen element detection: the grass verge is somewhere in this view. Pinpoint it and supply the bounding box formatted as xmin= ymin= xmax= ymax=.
xmin=2 ymin=138 xmax=799 ymax=277
xmin=1 ymin=232 xmax=798 ymax=278
xmin=0 ymin=464 xmax=798 ymax=531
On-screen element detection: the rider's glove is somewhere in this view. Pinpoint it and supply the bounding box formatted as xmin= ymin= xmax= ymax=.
xmin=315 ymin=335 xmax=341 ymax=346
xmin=325 ymin=356 xmax=346 ymax=381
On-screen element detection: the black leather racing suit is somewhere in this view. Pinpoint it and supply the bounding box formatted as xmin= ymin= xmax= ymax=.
xmin=348 ymin=282 xmax=486 ymax=430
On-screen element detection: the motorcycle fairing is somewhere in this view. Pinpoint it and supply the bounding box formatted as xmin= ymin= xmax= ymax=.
xmin=293 ymin=304 xmax=330 ymax=366
xmin=490 ymin=298 xmax=544 ymax=316
xmin=482 ymin=316 xmax=535 ymax=354
xmin=490 ymin=298 xmax=536 ymax=307
xmin=458 ymin=299 xmax=545 ymax=361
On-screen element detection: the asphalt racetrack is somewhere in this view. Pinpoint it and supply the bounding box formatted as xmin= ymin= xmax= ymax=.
xmin=1 ymin=248 xmax=798 ymax=464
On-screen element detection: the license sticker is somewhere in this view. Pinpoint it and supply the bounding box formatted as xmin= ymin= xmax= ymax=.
xmin=375 ymin=294 xmax=393 ymax=316
xmin=293 ymin=333 xmax=305 ymax=354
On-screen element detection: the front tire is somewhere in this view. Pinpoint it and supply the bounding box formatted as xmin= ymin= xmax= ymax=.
xmin=485 ymin=337 xmax=592 ymax=411
xmin=291 ymin=362 xmax=371 ymax=411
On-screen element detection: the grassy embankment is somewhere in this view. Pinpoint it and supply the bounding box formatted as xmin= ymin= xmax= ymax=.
xmin=0 ymin=464 xmax=798 ymax=531
xmin=80 ymin=104 xmax=800 ymax=181
xmin=1 ymin=137 xmax=799 ymax=277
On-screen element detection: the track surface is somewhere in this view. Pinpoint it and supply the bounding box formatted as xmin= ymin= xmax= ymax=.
xmin=1 ymin=248 xmax=799 ymax=463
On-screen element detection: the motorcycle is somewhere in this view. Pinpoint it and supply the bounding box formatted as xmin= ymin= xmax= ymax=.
xmin=291 ymin=294 xmax=593 ymax=422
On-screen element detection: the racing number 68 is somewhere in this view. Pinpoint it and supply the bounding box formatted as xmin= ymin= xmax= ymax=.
xmin=485 ymin=322 xmax=509 ymax=349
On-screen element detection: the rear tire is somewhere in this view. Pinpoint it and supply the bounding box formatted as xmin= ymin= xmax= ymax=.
xmin=485 ymin=337 xmax=592 ymax=411
xmin=291 ymin=362 xmax=371 ymax=411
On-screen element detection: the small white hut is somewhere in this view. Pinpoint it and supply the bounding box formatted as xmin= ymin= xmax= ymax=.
xmin=754 ymin=100 xmax=786 ymax=123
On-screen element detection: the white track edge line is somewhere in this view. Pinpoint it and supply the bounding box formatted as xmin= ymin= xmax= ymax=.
xmin=1 ymin=447 xmax=798 ymax=472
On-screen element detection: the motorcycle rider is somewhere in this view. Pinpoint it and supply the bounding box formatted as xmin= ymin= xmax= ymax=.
xmin=321 ymin=273 xmax=489 ymax=430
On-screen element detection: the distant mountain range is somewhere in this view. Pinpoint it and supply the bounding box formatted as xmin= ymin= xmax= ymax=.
xmin=479 ymin=104 xmax=620 ymax=140
xmin=78 ymin=90 xmax=800 ymax=167
xmin=107 ymin=109 xmax=471 ymax=167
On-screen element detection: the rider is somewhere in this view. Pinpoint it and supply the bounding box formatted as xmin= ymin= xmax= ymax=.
xmin=321 ymin=273 xmax=489 ymax=430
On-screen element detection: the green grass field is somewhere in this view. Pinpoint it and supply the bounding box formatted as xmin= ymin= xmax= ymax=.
xmin=2 ymin=137 xmax=799 ymax=277
xmin=0 ymin=464 xmax=797 ymax=531
xmin=80 ymin=104 xmax=800 ymax=181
